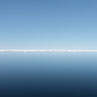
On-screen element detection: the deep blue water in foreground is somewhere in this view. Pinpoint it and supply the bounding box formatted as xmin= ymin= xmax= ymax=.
xmin=0 ymin=52 xmax=97 ymax=97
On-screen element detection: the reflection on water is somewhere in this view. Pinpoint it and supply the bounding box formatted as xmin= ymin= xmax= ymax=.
xmin=0 ymin=52 xmax=97 ymax=97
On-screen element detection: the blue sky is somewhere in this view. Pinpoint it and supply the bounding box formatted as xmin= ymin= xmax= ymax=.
xmin=0 ymin=0 xmax=97 ymax=49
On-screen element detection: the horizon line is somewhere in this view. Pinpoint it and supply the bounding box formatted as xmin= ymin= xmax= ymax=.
xmin=0 ymin=49 xmax=97 ymax=52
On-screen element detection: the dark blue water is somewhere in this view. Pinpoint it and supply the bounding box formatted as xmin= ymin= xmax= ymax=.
xmin=0 ymin=52 xmax=97 ymax=97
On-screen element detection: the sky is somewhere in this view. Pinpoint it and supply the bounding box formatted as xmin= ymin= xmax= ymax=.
xmin=0 ymin=0 xmax=97 ymax=49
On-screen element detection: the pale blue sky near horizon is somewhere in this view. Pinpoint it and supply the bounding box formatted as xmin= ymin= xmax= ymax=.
xmin=0 ymin=0 xmax=97 ymax=49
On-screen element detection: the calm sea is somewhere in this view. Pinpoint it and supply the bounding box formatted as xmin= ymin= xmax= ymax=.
xmin=0 ymin=52 xmax=97 ymax=97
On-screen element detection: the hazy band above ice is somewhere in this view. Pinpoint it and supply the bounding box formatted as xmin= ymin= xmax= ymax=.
xmin=0 ymin=49 xmax=97 ymax=52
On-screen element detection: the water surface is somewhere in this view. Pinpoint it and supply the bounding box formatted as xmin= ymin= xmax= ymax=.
xmin=0 ymin=52 xmax=97 ymax=97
